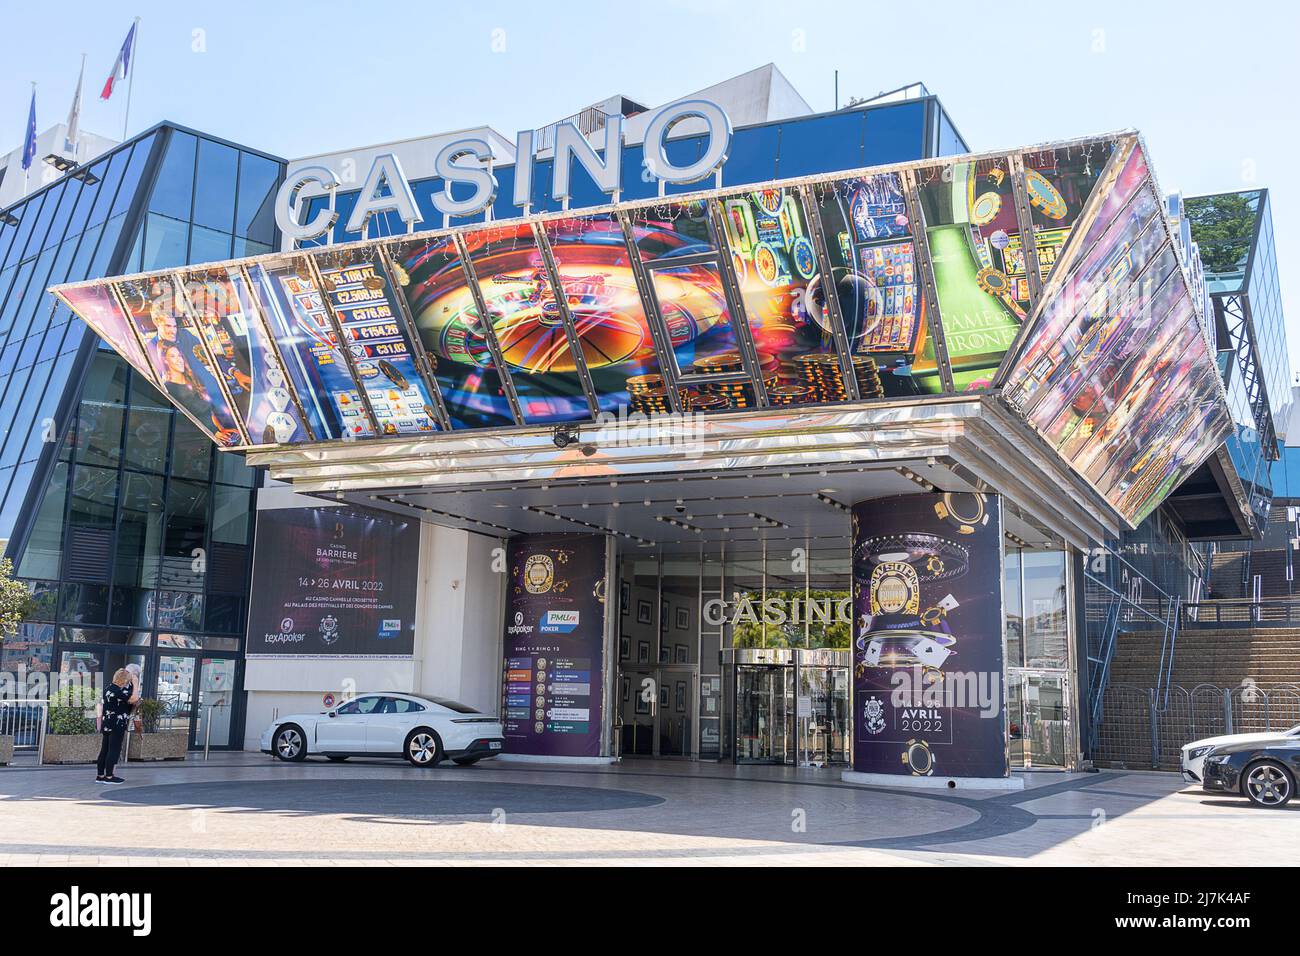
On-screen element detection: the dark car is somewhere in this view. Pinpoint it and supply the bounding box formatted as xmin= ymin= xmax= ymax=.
xmin=1202 ymin=739 xmax=1300 ymax=808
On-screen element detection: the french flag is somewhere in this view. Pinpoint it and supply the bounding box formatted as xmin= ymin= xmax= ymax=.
xmin=100 ymin=22 xmax=137 ymax=101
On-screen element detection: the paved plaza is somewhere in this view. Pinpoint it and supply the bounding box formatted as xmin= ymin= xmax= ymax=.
xmin=0 ymin=754 xmax=1295 ymax=866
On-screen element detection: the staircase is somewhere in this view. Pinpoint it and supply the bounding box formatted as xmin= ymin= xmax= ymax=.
xmin=1106 ymin=625 xmax=1300 ymax=688
xmin=1092 ymin=619 xmax=1300 ymax=771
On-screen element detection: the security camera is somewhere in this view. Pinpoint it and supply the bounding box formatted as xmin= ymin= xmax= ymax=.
xmin=552 ymin=424 xmax=579 ymax=449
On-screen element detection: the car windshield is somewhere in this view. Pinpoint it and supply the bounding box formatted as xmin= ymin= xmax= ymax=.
xmin=413 ymin=696 xmax=482 ymax=714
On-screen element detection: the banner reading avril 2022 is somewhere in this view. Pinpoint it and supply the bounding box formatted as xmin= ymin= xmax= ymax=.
xmin=852 ymin=492 xmax=1007 ymax=779
xmin=501 ymin=533 xmax=609 ymax=757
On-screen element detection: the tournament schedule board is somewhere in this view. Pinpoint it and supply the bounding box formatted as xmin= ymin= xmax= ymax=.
xmin=501 ymin=533 xmax=609 ymax=757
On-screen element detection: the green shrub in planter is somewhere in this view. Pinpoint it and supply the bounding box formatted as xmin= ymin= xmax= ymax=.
xmin=137 ymin=698 xmax=166 ymax=734
xmin=47 ymin=685 xmax=97 ymax=736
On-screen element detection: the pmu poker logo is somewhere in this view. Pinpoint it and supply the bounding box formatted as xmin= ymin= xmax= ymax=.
xmin=539 ymin=610 xmax=580 ymax=635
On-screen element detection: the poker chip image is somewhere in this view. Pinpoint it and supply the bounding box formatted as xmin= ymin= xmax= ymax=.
xmin=1025 ymin=168 xmax=1068 ymax=219
xmin=970 ymin=191 xmax=1002 ymax=226
xmin=976 ymin=266 xmax=1012 ymax=297
xmin=791 ymin=236 xmax=817 ymax=280
xmin=990 ymin=229 xmax=1010 ymax=250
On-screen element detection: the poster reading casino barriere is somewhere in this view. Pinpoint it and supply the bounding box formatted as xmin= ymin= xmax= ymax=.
xmin=851 ymin=492 xmax=1007 ymax=779
xmin=501 ymin=533 xmax=608 ymax=757
xmin=246 ymin=507 xmax=419 ymax=657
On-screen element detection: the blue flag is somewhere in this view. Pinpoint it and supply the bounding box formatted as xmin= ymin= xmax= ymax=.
xmin=21 ymin=88 xmax=36 ymax=171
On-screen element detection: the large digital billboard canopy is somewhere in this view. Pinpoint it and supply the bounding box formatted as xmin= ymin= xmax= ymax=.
xmin=52 ymin=131 xmax=1230 ymax=528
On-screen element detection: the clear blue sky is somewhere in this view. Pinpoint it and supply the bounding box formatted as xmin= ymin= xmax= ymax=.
xmin=4 ymin=0 xmax=1298 ymax=375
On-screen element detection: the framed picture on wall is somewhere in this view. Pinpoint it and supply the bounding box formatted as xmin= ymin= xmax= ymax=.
xmin=675 ymin=644 xmax=688 ymax=664
xmin=636 ymin=600 xmax=652 ymax=625
xmin=622 ymin=675 xmax=630 ymax=702
xmin=675 ymin=606 xmax=689 ymax=630
xmin=659 ymin=686 xmax=669 ymax=708
xmin=658 ymin=644 xmax=669 ymax=664
xmin=660 ymin=600 xmax=669 ymax=633
xmin=635 ymin=692 xmax=649 ymax=715
xmin=620 ymin=581 xmax=630 ymax=617
xmin=620 ymin=635 xmax=630 ymax=660
xmin=675 ymin=681 xmax=686 ymax=712
xmin=637 ymin=640 xmax=650 ymax=664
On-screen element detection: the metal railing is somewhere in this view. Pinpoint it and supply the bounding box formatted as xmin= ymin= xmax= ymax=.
xmin=1181 ymin=599 xmax=1300 ymax=627
xmin=1092 ymin=681 xmax=1300 ymax=770
xmin=0 ymin=700 xmax=49 ymax=764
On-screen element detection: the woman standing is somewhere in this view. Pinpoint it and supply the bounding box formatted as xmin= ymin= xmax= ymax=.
xmin=96 ymin=668 xmax=140 ymax=784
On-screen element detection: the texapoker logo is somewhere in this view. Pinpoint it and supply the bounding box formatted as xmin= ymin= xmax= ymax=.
xmin=49 ymin=886 xmax=151 ymax=936
xmin=538 ymin=610 xmax=579 ymax=634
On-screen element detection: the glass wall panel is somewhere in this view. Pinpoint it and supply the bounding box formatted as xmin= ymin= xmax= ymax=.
xmin=460 ymin=222 xmax=590 ymax=423
xmin=718 ymin=187 xmax=841 ymax=406
xmin=541 ymin=214 xmax=668 ymax=414
xmin=149 ymin=131 xmax=197 ymax=222
xmin=192 ymin=139 xmax=238 ymax=233
xmin=914 ymin=155 xmax=1027 ymax=390
xmin=247 ymin=258 xmax=374 ymax=439
xmin=1020 ymin=138 xmax=1117 ymax=281
xmin=182 ymin=266 xmax=311 ymax=444
xmin=311 ymin=246 xmax=441 ymax=435
xmin=809 ymin=173 xmax=935 ymax=396
xmin=388 ymin=235 xmax=515 ymax=429
xmin=115 ymin=274 xmax=242 ymax=445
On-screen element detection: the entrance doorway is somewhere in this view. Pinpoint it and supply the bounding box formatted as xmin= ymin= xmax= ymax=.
xmin=721 ymin=647 xmax=851 ymax=766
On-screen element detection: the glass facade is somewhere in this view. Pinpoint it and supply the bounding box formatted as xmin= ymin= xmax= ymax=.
xmin=1186 ymin=189 xmax=1292 ymax=529
xmin=0 ymin=124 xmax=283 ymax=749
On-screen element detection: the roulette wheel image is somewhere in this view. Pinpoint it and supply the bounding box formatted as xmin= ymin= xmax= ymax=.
xmin=791 ymin=236 xmax=817 ymax=280
xmin=753 ymin=242 xmax=781 ymax=286
xmin=1025 ymin=169 xmax=1068 ymax=220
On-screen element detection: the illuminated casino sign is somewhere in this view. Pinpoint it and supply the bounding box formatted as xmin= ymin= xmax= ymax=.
xmin=51 ymin=131 xmax=1233 ymax=528
xmin=275 ymin=99 xmax=734 ymax=244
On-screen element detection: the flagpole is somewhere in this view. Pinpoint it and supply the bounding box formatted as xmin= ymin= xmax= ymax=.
xmin=122 ymin=16 xmax=140 ymax=140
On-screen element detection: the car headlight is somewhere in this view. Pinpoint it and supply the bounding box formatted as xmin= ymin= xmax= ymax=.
xmin=1186 ymin=745 xmax=1215 ymax=760
xmin=1205 ymin=753 xmax=1232 ymax=765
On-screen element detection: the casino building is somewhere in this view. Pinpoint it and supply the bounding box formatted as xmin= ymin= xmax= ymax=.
xmin=2 ymin=65 xmax=1286 ymax=780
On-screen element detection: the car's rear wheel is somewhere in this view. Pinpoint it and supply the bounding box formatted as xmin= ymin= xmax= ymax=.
xmin=1242 ymin=759 xmax=1293 ymax=808
xmin=404 ymin=729 xmax=443 ymax=768
xmin=452 ymin=756 xmax=480 ymax=766
xmin=273 ymin=724 xmax=307 ymax=762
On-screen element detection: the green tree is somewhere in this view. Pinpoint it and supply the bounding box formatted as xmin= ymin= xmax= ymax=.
xmin=0 ymin=557 xmax=36 ymax=649
xmin=1185 ymin=192 xmax=1258 ymax=275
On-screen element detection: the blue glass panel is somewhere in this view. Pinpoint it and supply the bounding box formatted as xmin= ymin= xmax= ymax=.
xmin=148 ymin=131 xmax=197 ymax=222
xmin=235 ymin=152 xmax=281 ymax=242
xmin=193 ymin=138 xmax=239 ymax=233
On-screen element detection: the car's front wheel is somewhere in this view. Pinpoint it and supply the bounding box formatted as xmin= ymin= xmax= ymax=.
xmin=404 ymin=729 xmax=443 ymax=768
xmin=1242 ymin=759 xmax=1294 ymax=808
xmin=273 ymin=724 xmax=308 ymax=762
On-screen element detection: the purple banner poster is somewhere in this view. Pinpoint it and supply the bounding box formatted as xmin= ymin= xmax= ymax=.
xmin=501 ymin=533 xmax=609 ymax=757
xmin=851 ymin=492 xmax=1007 ymax=779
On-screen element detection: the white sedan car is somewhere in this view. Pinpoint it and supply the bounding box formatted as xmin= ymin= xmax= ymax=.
xmin=261 ymin=693 xmax=505 ymax=768
xmin=1181 ymin=723 xmax=1300 ymax=783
